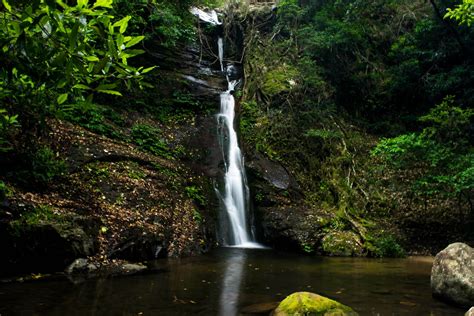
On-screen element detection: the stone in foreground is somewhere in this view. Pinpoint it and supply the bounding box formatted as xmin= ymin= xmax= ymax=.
xmin=273 ymin=292 xmax=358 ymax=316
xmin=431 ymin=242 xmax=474 ymax=307
xmin=465 ymin=307 xmax=474 ymax=316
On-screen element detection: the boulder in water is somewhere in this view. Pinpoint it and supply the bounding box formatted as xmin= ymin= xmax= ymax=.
xmin=65 ymin=258 xmax=97 ymax=274
xmin=465 ymin=307 xmax=474 ymax=316
xmin=431 ymin=242 xmax=474 ymax=307
xmin=273 ymin=292 xmax=358 ymax=316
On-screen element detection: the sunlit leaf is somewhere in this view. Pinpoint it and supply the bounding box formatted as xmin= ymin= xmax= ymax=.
xmin=93 ymin=0 xmax=113 ymax=8
xmin=113 ymin=16 xmax=131 ymax=34
xmin=73 ymin=84 xmax=91 ymax=90
xmin=57 ymin=93 xmax=68 ymax=105
xmin=97 ymin=89 xmax=122 ymax=96
xmin=84 ymin=56 xmax=100 ymax=61
xmin=125 ymin=36 xmax=144 ymax=48
xmin=2 ymin=0 xmax=12 ymax=12
xmin=77 ymin=0 xmax=88 ymax=8
xmin=141 ymin=66 xmax=156 ymax=74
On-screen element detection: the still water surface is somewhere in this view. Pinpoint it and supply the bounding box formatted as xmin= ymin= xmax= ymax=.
xmin=0 ymin=248 xmax=465 ymax=315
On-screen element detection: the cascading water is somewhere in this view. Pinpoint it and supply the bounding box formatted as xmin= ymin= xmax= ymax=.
xmin=216 ymin=38 xmax=262 ymax=248
xmin=191 ymin=8 xmax=262 ymax=248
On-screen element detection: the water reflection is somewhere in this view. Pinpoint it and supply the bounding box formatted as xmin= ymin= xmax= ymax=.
xmin=0 ymin=249 xmax=465 ymax=316
xmin=219 ymin=250 xmax=246 ymax=316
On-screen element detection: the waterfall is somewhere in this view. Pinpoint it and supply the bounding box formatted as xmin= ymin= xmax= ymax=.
xmin=217 ymin=38 xmax=262 ymax=248
xmin=190 ymin=8 xmax=222 ymax=25
xmin=191 ymin=8 xmax=262 ymax=248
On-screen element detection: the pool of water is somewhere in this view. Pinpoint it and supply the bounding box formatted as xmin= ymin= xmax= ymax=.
xmin=0 ymin=248 xmax=465 ymax=315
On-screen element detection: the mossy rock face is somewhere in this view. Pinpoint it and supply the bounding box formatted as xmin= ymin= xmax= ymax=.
xmin=322 ymin=231 xmax=363 ymax=257
xmin=273 ymin=292 xmax=358 ymax=316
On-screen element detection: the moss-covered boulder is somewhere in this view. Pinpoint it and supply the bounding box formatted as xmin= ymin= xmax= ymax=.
xmin=273 ymin=292 xmax=358 ymax=316
xmin=322 ymin=231 xmax=363 ymax=257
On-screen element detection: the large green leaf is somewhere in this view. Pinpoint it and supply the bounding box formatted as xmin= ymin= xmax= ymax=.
xmin=125 ymin=36 xmax=144 ymax=48
xmin=113 ymin=16 xmax=131 ymax=34
xmin=2 ymin=0 xmax=12 ymax=12
xmin=96 ymin=89 xmax=122 ymax=96
xmin=93 ymin=0 xmax=113 ymax=8
xmin=57 ymin=93 xmax=68 ymax=105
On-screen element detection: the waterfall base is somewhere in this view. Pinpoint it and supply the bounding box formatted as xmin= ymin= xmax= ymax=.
xmin=226 ymin=242 xmax=267 ymax=249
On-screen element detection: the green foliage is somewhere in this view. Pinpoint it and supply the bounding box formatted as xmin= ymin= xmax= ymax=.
xmin=0 ymin=0 xmax=150 ymax=104
xmin=444 ymin=0 xmax=474 ymax=26
xmin=111 ymin=0 xmax=225 ymax=49
xmin=305 ymin=129 xmax=343 ymax=140
xmin=193 ymin=209 xmax=203 ymax=223
xmin=0 ymin=108 xmax=19 ymax=152
xmin=61 ymin=102 xmax=124 ymax=138
xmin=301 ymin=243 xmax=314 ymax=254
xmin=367 ymin=234 xmax=406 ymax=258
xmin=185 ymin=185 xmax=206 ymax=206
xmin=273 ymin=0 xmax=474 ymax=127
xmin=9 ymin=204 xmax=63 ymax=235
xmin=261 ymin=64 xmax=299 ymax=96
xmin=240 ymin=101 xmax=279 ymax=159
xmin=372 ymin=97 xmax=474 ymax=197
xmin=0 ymin=180 xmax=13 ymax=200
xmin=150 ymin=2 xmax=195 ymax=47
xmin=21 ymin=205 xmax=58 ymax=226
xmin=85 ymin=162 xmax=110 ymax=179
xmin=25 ymin=147 xmax=67 ymax=186
xmin=0 ymin=0 xmax=155 ymax=156
xmin=128 ymin=168 xmax=146 ymax=180
xmin=131 ymin=123 xmax=170 ymax=158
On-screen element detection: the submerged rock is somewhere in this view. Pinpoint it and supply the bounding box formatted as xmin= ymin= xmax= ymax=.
xmin=322 ymin=231 xmax=364 ymax=257
xmin=431 ymin=242 xmax=474 ymax=307
xmin=119 ymin=263 xmax=147 ymax=275
xmin=273 ymin=292 xmax=358 ymax=316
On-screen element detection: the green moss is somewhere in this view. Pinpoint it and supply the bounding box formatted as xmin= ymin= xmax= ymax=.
xmin=61 ymin=102 xmax=124 ymax=139
xmin=17 ymin=146 xmax=67 ymax=186
xmin=261 ymin=64 xmax=299 ymax=96
xmin=131 ymin=123 xmax=172 ymax=158
xmin=274 ymin=292 xmax=358 ymax=316
xmin=322 ymin=231 xmax=363 ymax=257
xmin=9 ymin=205 xmax=64 ymax=236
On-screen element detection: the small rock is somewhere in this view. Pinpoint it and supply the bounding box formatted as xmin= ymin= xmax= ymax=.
xmin=431 ymin=242 xmax=474 ymax=307
xmin=65 ymin=258 xmax=89 ymax=274
xmin=465 ymin=307 xmax=474 ymax=316
xmin=120 ymin=263 xmax=147 ymax=275
xmin=273 ymin=292 xmax=358 ymax=316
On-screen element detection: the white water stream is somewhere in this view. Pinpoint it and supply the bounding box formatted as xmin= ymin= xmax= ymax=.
xmin=217 ymin=38 xmax=262 ymax=248
xmin=191 ymin=8 xmax=262 ymax=248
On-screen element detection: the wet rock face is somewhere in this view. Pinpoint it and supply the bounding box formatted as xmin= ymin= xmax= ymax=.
xmin=246 ymin=153 xmax=331 ymax=252
xmin=0 ymin=217 xmax=98 ymax=275
xmin=108 ymin=227 xmax=167 ymax=261
xmin=273 ymin=292 xmax=358 ymax=316
xmin=247 ymin=153 xmax=290 ymax=190
xmin=431 ymin=242 xmax=474 ymax=307
xmin=151 ymin=41 xmax=227 ymax=100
